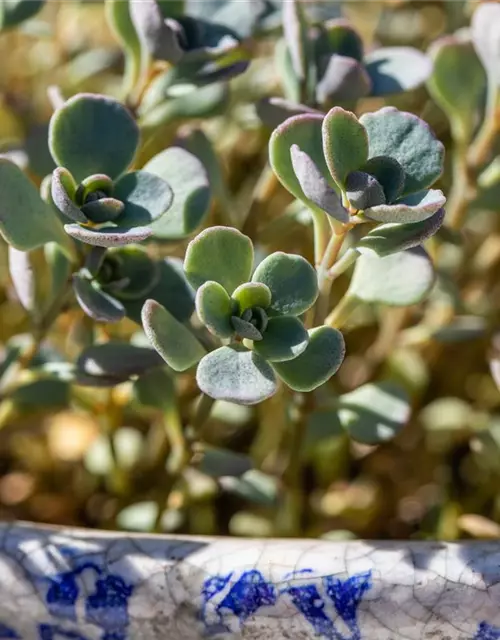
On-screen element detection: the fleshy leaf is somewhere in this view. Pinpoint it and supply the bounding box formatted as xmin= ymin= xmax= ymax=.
xmin=113 ymin=170 xmax=173 ymax=226
xmin=77 ymin=342 xmax=162 ymax=380
xmin=49 ymin=93 xmax=140 ymax=183
xmin=231 ymin=316 xmax=263 ymax=341
xmin=322 ymin=107 xmax=368 ymax=189
xmin=0 ymin=160 xmax=68 ymax=251
xmin=9 ymin=246 xmax=51 ymax=319
xmin=471 ymin=1 xmax=500 ymax=86
xmin=232 ymin=282 xmax=272 ymax=313
xmin=253 ymin=316 xmax=308 ymax=362
xmin=252 ymin=251 xmax=318 ymax=316
xmin=196 ymin=280 xmax=234 ymax=339
xmin=282 ymin=0 xmax=309 ymax=83
xmin=196 ymin=345 xmax=277 ymax=405
xmin=338 ymin=381 xmax=411 ymax=444
xmin=364 ymin=189 xmax=446 ymax=223
xmin=356 ymin=208 xmax=445 ymax=257
xmin=364 ymin=47 xmax=432 ymax=96
xmin=51 ymin=167 xmax=87 ymax=223
xmin=316 ymin=54 xmax=371 ymax=105
xmin=349 ymin=246 xmax=435 ymax=306
xmin=143 ymin=147 xmax=211 ymax=240
xmin=80 ymin=197 xmax=125 ymax=224
xmin=184 ymin=226 xmax=253 ymax=293
xmin=345 ymin=171 xmax=386 ymax=210
xmin=360 ymin=107 xmax=445 ymax=196
xmin=129 ymin=0 xmax=184 ymax=63
xmin=361 ymin=156 xmax=405 ymax=204
xmin=104 ymin=246 xmax=160 ymax=300
xmin=290 ymin=145 xmax=349 ymax=222
xmin=256 ymin=97 xmax=321 ymax=129
xmin=427 ymin=35 xmax=487 ymax=141
xmin=64 ymin=223 xmax=153 ymax=247
xmin=122 ymin=257 xmax=195 ymax=325
xmin=269 ymin=113 xmax=336 ymax=215
xmin=315 ymin=19 xmax=364 ymax=62
xmin=73 ymin=274 xmax=125 ymax=323
xmin=272 ymin=326 xmax=345 ymax=392
xmin=142 ymin=299 xmax=205 ymax=372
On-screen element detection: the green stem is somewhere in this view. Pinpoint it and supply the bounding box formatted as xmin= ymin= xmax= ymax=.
xmin=325 ymin=293 xmax=360 ymax=329
xmin=468 ymin=85 xmax=500 ymax=170
xmin=191 ymin=393 xmax=215 ymax=433
xmin=315 ymin=230 xmax=347 ymax=325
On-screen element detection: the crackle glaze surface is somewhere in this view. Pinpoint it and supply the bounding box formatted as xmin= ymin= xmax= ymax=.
xmin=0 ymin=523 xmax=499 ymax=639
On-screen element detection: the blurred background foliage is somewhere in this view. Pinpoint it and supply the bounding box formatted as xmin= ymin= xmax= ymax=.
xmin=1 ymin=0 xmax=500 ymax=543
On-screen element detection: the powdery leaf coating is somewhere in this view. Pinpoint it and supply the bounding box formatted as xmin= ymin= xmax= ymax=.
xmin=64 ymin=224 xmax=153 ymax=248
xmin=345 ymin=171 xmax=386 ymax=210
xmin=272 ymin=326 xmax=345 ymax=392
xmin=104 ymin=245 xmax=160 ymax=301
xmin=338 ymin=381 xmax=411 ymax=444
xmin=364 ymin=47 xmax=432 ymax=97
xmin=49 ymin=93 xmax=140 ymax=183
xmin=129 ymin=0 xmax=184 ymax=63
xmin=143 ymin=147 xmax=211 ymax=240
xmin=290 ymin=145 xmax=349 ymax=222
xmin=231 ymin=316 xmax=263 ymax=341
xmin=80 ymin=197 xmax=125 ymax=224
xmin=471 ymin=1 xmax=500 ymax=85
xmin=77 ymin=342 xmax=163 ymax=380
xmin=184 ymin=226 xmax=254 ymax=294
xmin=196 ymin=280 xmax=234 ymax=339
xmin=253 ymin=316 xmax=309 ymax=363
xmin=141 ymin=299 xmax=206 ymax=372
xmin=252 ymin=251 xmax=318 ymax=316
xmin=113 ymin=170 xmax=173 ymax=227
xmin=360 ymin=107 xmax=445 ymax=197
xmin=350 ymin=246 xmax=435 ymax=306
xmin=356 ymin=208 xmax=445 ymax=257
xmin=361 ymin=156 xmax=405 ymax=203
xmin=364 ymin=189 xmax=446 ymax=223
xmin=51 ymin=167 xmax=87 ymax=223
xmin=322 ymin=107 xmax=369 ymax=189
xmin=232 ymin=282 xmax=272 ymax=313
xmin=0 ymin=160 xmax=67 ymax=251
xmin=269 ymin=113 xmax=335 ymax=216
xmin=72 ymin=274 xmax=125 ymax=323
xmin=196 ymin=345 xmax=277 ymax=405
xmin=316 ymin=54 xmax=371 ymax=105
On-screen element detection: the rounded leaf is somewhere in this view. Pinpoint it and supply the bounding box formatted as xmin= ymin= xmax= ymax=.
xmin=360 ymin=156 xmax=405 ymax=204
xmin=272 ymin=326 xmax=345 ymax=392
xmin=253 ymin=316 xmax=309 ymax=362
xmin=49 ymin=93 xmax=140 ymax=183
xmin=345 ymin=171 xmax=386 ymax=210
xmin=256 ymin=97 xmax=321 ymax=129
xmin=77 ymin=342 xmax=162 ymax=380
xmin=269 ymin=113 xmax=337 ymax=216
xmin=143 ymin=147 xmax=211 ymax=240
xmin=184 ymin=226 xmax=253 ymax=294
xmin=129 ymin=0 xmax=184 ymax=63
xmin=232 ymin=282 xmax=272 ymax=313
xmin=104 ymin=245 xmax=160 ymax=300
xmin=471 ymin=2 xmax=500 ymax=86
xmin=365 ymin=47 xmax=432 ymax=97
xmin=196 ymin=280 xmax=234 ymax=339
xmin=72 ymin=274 xmax=125 ymax=323
xmin=338 ymin=381 xmax=411 ymax=444
xmin=349 ymin=246 xmax=435 ymax=306
xmin=80 ymin=197 xmax=125 ymax=224
xmin=230 ymin=316 xmax=263 ymax=341
xmin=51 ymin=167 xmax=87 ymax=223
xmin=315 ymin=19 xmax=364 ymax=62
xmin=252 ymin=251 xmax=318 ymax=316
xmin=360 ymin=107 xmax=445 ymax=196
xmin=364 ymin=189 xmax=446 ymax=223
xmin=290 ymin=145 xmax=349 ymax=222
xmin=196 ymin=345 xmax=277 ymax=405
xmin=316 ymin=54 xmax=371 ymax=105
xmin=322 ymin=106 xmax=369 ymax=189
xmin=64 ymin=223 xmax=153 ymax=247
xmin=142 ymin=299 xmax=205 ymax=372
xmin=113 ymin=170 xmax=173 ymax=226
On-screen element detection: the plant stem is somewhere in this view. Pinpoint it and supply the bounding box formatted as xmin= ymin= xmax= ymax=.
xmin=447 ymin=142 xmax=476 ymax=231
xmin=315 ymin=230 xmax=348 ymax=325
xmin=191 ymin=393 xmax=215 ymax=433
xmin=325 ymin=293 xmax=360 ymax=329
xmin=468 ymin=86 xmax=500 ymax=170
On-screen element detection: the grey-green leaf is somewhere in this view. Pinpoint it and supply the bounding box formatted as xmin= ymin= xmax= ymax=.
xmin=253 ymin=315 xmax=309 ymax=362
xmin=345 ymin=171 xmax=386 ymax=210
xmin=184 ymin=226 xmax=253 ymax=294
xmin=364 ymin=189 xmax=446 ymax=223
xmin=350 ymin=246 xmax=435 ymax=306
xmin=365 ymin=47 xmax=432 ymax=97
xmin=196 ymin=345 xmax=277 ymax=405
xmin=143 ymin=147 xmax=211 ymax=240
xmin=196 ymin=280 xmax=234 ymax=339
xmin=114 ymin=170 xmax=173 ymax=227
xmin=471 ymin=1 xmax=500 ymax=86
xmin=272 ymin=326 xmax=345 ymax=392
xmin=64 ymin=223 xmax=153 ymax=247
xmin=252 ymin=251 xmax=318 ymax=316
xmin=51 ymin=167 xmax=87 ymax=223
xmin=49 ymin=93 xmax=140 ymax=183
xmin=142 ymin=299 xmax=205 ymax=372
xmin=77 ymin=342 xmax=162 ymax=380
xmin=360 ymin=107 xmax=445 ymax=196
xmin=338 ymin=381 xmax=411 ymax=444
xmin=316 ymin=54 xmax=371 ymax=105
xmin=129 ymin=0 xmax=184 ymax=63
xmin=73 ymin=274 xmax=125 ymax=323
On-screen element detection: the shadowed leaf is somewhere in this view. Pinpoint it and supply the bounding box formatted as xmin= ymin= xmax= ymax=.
xmin=346 ymin=171 xmax=386 ymax=210
xmin=316 ymin=54 xmax=371 ymax=105
xmin=51 ymin=167 xmax=87 ymax=223
xmin=471 ymin=2 xmax=500 ymax=86
xmin=114 ymin=170 xmax=173 ymax=226
xmin=73 ymin=274 xmax=125 ymax=323
xmin=365 ymin=47 xmax=432 ymax=96
xmin=253 ymin=316 xmax=309 ymax=362
xmin=77 ymin=342 xmax=163 ymax=380
xmin=129 ymin=0 xmax=184 ymax=63
xmin=232 ymin=282 xmax=272 ymax=313
xmin=196 ymin=280 xmax=234 ymax=339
